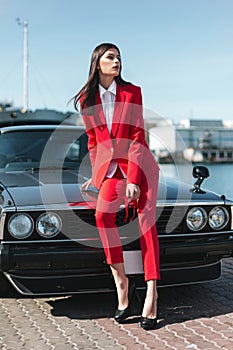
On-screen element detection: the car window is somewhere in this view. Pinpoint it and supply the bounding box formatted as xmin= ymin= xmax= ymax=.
xmin=0 ymin=129 xmax=88 ymax=171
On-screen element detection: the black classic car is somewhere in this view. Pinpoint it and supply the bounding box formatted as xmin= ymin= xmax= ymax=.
xmin=0 ymin=123 xmax=233 ymax=295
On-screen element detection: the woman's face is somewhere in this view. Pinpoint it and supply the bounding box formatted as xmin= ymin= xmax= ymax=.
xmin=97 ymin=48 xmax=121 ymax=77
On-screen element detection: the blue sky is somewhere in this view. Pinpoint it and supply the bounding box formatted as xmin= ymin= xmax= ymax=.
xmin=0 ymin=0 xmax=233 ymax=121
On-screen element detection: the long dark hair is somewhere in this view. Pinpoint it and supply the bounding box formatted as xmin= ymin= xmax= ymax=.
xmin=73 ymin=43 xmax=130 ymax=112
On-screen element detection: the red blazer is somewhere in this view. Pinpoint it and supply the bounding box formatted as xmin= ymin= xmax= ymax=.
xmin=82 ymin=83 xmax=159 ymax=189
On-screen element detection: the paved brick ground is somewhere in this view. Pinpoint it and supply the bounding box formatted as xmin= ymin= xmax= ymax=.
xmin=1 ymin=258 xmax=233 ymax=349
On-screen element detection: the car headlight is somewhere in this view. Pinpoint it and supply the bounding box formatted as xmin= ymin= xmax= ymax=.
xmin=186 ymin=207 xmax=207 ymax=231
xmin=8 ymin=213 xmax=34 ymax=239
xmin=36 ymin=212 xmax=62 ymax=238
xmin=209 ymin=206 xmax=229 ymax=230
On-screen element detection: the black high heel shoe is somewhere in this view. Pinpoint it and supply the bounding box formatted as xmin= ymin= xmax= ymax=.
xmin=140 ymin=317 xmax=157 ymax=330
xmin=114 ymin=279 xmax=138 ymax=323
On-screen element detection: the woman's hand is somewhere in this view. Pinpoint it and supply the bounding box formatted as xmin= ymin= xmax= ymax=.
xmin=80 ymin=178 xmax=92 ymax=191
xmin=126 ymin=183 xmax=140 ymax=202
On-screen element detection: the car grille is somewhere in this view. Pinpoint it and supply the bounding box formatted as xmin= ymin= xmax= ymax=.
xmin=156 ymin=206 xmax=187 ymax=234
xmin=62 ymin=205 xmax=187 ymax=239
xmin=61 ymin=208 xmax=136 ymax=241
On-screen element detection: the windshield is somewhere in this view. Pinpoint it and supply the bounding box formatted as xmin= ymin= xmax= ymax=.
xmin=0 ymin=129 xmax=89 ymax=172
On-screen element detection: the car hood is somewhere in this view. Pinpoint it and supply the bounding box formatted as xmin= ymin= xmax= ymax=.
xmin=0 ymin=170 xmax=91 ymax=208
xmin=0 ymin=170 xmax=224 ymax=208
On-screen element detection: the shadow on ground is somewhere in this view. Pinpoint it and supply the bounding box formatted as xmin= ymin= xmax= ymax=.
xmin=47 ymin=259 xmax=233 ymax=327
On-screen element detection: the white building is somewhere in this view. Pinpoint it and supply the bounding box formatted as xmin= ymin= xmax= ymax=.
xmin=148 ymin=119 xmax=233 ymax=162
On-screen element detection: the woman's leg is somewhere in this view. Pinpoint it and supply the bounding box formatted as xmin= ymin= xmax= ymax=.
xmin=95 ymin=176 xmax=125 ymax=264
xmin=110 ymin=263 xmax=129 ymax=310
xmin=141 ymin=280 xmax=158 ymax=318
xmin=138 ymin=222 xmax=159 ymax=319
xmin=95 ymin=173 xmax=129 ymax=310
xmin=138 ymin=170 xmax=160 ymax=318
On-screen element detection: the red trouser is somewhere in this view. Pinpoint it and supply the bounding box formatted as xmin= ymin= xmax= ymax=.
xmin=95 ymin=167 xmax=160 ymax=281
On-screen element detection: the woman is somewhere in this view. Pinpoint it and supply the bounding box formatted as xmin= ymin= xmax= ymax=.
xmin=73 ymin=43 xmax=160 ymax=330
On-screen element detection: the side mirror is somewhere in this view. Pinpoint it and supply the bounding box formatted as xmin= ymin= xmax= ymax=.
xmin=193 ymin=166 xmax=209 ymax=179
xmin=192 ymin=166 xmax=209 ymax=193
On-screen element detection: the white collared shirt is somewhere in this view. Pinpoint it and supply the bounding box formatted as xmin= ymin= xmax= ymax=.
xmin=99 ymin=80 xmax=126 ymax=179
xmin=99 ymin=80 xmax=116 ymax=133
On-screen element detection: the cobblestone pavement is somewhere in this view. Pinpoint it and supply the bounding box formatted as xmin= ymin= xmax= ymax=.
xmin=1 ymin=258 xmax=233 ymax=350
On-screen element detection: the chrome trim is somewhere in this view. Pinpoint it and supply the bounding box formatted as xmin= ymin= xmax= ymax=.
xmin=1 ymin=238 xmax=99 ymax=244
xmin=3 ymin=204 xmax=93 ymax=212
xmin=0 ymin=125 xmax=86 ymax=133
xmin=0 ymin=212 xmax=6 ymax=240
xmin=4 ymin=260 xmax=221 ymax=295
xmin=4 ymin=272 xmax=113 ymax=296
xmin=231 ymin=206 xmax=233 ymax=230
xmin=156 ymin=201 xmax=226 ymax=207
xmin=4 ymin=273 xmax=33 ymax=295
xmin=1 ymin=237 xmax=129 ymax=244
xmin=3 ymin=201 xmax=228 ymax=213
xmin=1 ymin=231 xmax=233 ymax=244
xmin=159 ymin=230 xmax=233 ymax=238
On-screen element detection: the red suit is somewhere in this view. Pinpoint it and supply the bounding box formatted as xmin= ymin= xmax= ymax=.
xmin=82 ymin=83 xmax=160 ymax=281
